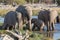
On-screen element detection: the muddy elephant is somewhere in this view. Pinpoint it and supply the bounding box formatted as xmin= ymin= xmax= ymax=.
xmin=38 ymin=9 xmax=58 ymax=31
xmin=16 ymin=5 xmax=32 ymax=30
xmin=2 ymin=11 xmax=22 ymax=30
xmin=31 ymin=18 xmax=45 ymax=31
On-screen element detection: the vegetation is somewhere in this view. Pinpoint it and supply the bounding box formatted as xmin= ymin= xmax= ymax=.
xmin=0 ymin=0 xmax=26 ymax=5
xmin=0 ymin=9 xmax=9 ymax=17
xmin=0 ymin=30 xmax=44 ymax=40
xmin=0 ymin=30 xmax=7 ymax=34
xmin=0 ymin=0 xmax=39 ymax=4
xmin=14 ymin=0 xmax=26 ymax=5
xmin=0 ymin=22 xmax=3 ymax=26
xmin=26 ymin=0 xmax=39 ymax=3
xmin=29 ymin=32 xmax=43 ymax=40
xmin=57 ymin=0 xmax=60 ymax=6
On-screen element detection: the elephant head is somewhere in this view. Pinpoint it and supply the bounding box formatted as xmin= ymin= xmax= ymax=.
xmin=31 ymin=18 xmax=45 ymax=31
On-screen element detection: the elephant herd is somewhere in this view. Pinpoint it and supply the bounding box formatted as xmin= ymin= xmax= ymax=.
xmin=2 ymin=5 xmax=32 ymax=31
xmin=2 ymin=5 xmax=60 ymax=31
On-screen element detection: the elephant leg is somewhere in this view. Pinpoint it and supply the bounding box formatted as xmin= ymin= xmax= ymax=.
xmin=28 ymin=20 xmax=32 ymax=31
xmin=49 ymin=22 xmax=52 ymax=31
xmin=12 ymin=25 xmax=15 ymax=30
xmin=17 ymin=13 xmax=23 ymax=30
xmin=14 ymin=23 xmax=18 ymax=30
xmin=37 ymin=26 xmax=41 ymax=31
xmin=40 ymin=23 xmax=45 ymax=31
xmin=47 ymin=22 xmax=50 ymax=31
xmin=8 ymin=26 xmax=12 ymax=30
xmin=32 ymin=25 xmax=36 ymax=31
xmin=40 ymin=26 xmax=44 ymax=31
xmin=3 ymin=24 xmax=9 ymax=30
xmin=47 ymin=22 xmax=51 ymax=31
xmin=6 ymin=24 xmax=13 ymax=30
xmin=7 ymin=25 xmax=13 ymax=30
xmin=18 ymin=20 xmax=23 ymax=31
xmin=26 ymin=24 xmax=29 ymax=30
xmin=51 ymin=22 xmax=54 ymax=31
xmin=54 ymin=18 xmax=57 ymax=24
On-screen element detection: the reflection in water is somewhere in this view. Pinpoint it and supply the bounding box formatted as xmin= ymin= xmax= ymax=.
xmin=46 ymin=32 xmax=53 ymax=39
xmin=42 ymin=31 xmax=60 ymax=40
xmin=42 ymin=32 xmax=54 ymax=40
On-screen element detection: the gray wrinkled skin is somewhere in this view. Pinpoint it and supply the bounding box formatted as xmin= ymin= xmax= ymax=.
xmin=2 ymin=11 xmax=22 ymax=30
xmin=38 ymin=9 xmax=58 ymax=31
xmin=16 ymin=5 xmax=32 ymax=30
xmin=31 ymin=18 xmax=45 ymax=31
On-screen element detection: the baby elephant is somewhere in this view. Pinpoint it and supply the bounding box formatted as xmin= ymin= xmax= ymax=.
xmin=31 ymin=18 xmax=45 ymax=31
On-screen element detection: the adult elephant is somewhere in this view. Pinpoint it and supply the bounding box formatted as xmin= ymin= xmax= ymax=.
xmin=16 ymin=5 xmax=32 ymax=30
xmin=38 ymin=9 xmax=58 ymax=31
xmin=2 ymin=11 xmax=22 ymax=30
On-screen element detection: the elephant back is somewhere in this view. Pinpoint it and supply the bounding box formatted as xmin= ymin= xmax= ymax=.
xmin=31 ymin=18 xmax=44 ymax=27
xmin=4 ymin=11 xmax=17 ymax=26
xmin=38 ymin=9 xmax=50 ymax=23
xmin=16 ymin=5 xmax=32 ymax=20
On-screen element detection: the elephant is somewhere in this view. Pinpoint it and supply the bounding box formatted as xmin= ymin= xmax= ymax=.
xmin=2 ymin=11 xmax=22 ymax=30
xmin=16 ymin=5 xmax=32 ymax=30
xmin=38 ymin=9 xmax=58 ymax=31
xmin=31 ymin=18 xmax=45 ymax=31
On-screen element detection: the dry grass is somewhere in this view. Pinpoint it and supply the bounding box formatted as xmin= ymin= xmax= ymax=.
xmin=0 ymin=7 xmax=60 ymax=16
xmin=0 ymin=9 xmax=10 ymax=17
